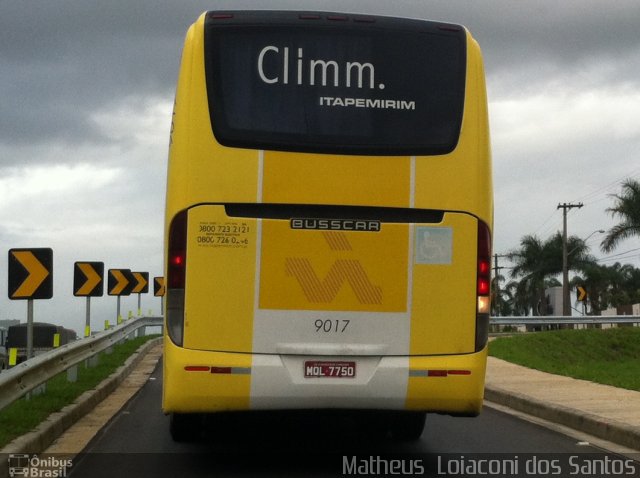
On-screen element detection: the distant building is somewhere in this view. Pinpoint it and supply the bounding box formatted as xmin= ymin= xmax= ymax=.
xmin=545 ymin=286 xmax=563 ymax=316
xmin=602 ymin=305 xmax=639 ymax=315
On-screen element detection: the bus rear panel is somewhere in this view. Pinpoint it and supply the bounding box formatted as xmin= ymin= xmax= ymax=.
xmin=164 ymin=10 xmax=492 ymax=426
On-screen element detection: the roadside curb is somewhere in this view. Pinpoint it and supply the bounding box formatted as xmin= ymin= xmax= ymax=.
xmin=0 ymin=337 xmax=162 ymax=460
xmin=485 ymin=385 xmax=640 ymax=451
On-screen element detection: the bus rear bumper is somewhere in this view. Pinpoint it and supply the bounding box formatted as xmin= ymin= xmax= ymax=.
xmin=163 ymin=339 xmax=487 ymax=416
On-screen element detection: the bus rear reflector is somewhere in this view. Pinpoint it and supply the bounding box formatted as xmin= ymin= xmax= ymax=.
xmin=447 ymin=369 xmax=472 ymax=376
xmin=210 ymin=367 xmax=232 ymax=374
xmin=427 ymin=370 xmax=448 ymax=377
xmin=411 ymin=369 xmax=472 ymax=378
xmin=185 ymin=366 xmax=210 ymax=372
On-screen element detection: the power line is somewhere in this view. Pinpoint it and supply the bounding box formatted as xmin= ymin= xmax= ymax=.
xmin=572 ymin=167 xmax=640 ymax=204
xmin=595 ymin=246 xmax=640 ymax=264
xmin=533 ymin=209 xmax=561 ymax=236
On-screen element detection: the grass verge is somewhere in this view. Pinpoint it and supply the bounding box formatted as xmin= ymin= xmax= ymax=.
xmin=0 ymin=335 xmax=160 ymax=449
xmin=489 ymin=327 xmax=640 ymax=391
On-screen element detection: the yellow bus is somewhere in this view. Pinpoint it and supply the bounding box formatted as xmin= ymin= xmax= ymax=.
xmin=163 ymin=10 xmax=492 ymax=441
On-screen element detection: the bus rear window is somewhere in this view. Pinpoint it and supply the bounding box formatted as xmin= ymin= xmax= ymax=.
xmin=204 ymin=13 xmax=466 ymax=156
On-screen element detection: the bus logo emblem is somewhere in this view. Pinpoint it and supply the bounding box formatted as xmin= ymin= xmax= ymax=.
xmin=285 ymin=231 xmax=382 ymax=305
xmin=290 ymin=218 xmax=380 ymax=232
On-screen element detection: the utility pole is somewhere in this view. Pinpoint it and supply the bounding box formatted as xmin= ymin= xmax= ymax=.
xmin=493 ymin=253 xmax=507 ymax=316
xmin=557 ymin=202 xmax=583 ymax=316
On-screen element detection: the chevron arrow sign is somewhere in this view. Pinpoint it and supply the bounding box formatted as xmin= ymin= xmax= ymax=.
xmin=74 ymin=262 xmax=104 ymax=297
xmin=8 ymin=248 xmax=53 ymax=300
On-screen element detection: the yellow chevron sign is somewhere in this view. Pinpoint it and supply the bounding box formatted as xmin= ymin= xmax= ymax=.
xmin=108 ymin=269 xmax=134 ymax=296
xmin=132 ymin=272 xmax=149 ymax=294
xmin=74 ymin=262 xmax=104 ymax=297
xmin=8 ymin=248 xmax=53 ymax=300
xmin=154 ymin=277 xmax=165 ymax=297
xmin=577 ymin=286 xmax=588 ymax=302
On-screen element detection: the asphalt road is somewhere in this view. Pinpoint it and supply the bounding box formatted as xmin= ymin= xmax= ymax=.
xmin=65 ymin=361 xmax=638 ymax=478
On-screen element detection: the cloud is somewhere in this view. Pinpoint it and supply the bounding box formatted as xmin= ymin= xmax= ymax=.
xmin=2 ymin=0 xmax=640 ymax=329
xmin=0 ymin=0 xmax=186 ymax=149
xmin=3 ymin=0 xmax=639 ymax=152
xmin=490 ymin=80 xmax=640 ymax=254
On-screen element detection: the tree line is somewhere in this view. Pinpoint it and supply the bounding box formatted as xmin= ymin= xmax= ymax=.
xmin=493 ymin=179 xmax=640 ymax=316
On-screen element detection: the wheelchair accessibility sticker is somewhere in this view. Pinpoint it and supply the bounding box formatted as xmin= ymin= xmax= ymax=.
xmin=414 ymin=227 xmax=453 ymax=265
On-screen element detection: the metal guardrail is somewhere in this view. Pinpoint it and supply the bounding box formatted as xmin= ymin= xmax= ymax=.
xmin=490 ymin=315 xmax=640 ymax=326
xmin=0 ymin=316 xmax=163 ymax=412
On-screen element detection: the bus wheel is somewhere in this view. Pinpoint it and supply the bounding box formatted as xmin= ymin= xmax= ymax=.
xmin=388 ymin=411 xmax=426 ymax=441
xmin=170 ymin=413 xmax=202 ymax=442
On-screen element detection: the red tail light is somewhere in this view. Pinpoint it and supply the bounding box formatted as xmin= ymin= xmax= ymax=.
xmin=476 ymin=221 xmax=491 ymax=302
xmin=477 ymin=276 xmax=491 ymax=296
xmin=476 ymin=221 xmax=491 ymax=351
xmin=167 ymin=210 xmax=187 ymax=346
xmin=168 ymin=211 xmax=187 ymax=289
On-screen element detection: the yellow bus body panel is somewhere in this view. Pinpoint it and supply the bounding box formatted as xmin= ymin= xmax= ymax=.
xmin=263 ymin=152 xmax=410 ymax=207
xmin=183 ymin=206 xmax=257 ymax=352
xmin=166 ymin=17 xmax=260 ymax=212
xmin=164 ymin=339 xmax=252 ymax=413
xmin=406 ymin=348 xmax=487 ymax=414
xmin=410 ymin=214 xmax=477 ymax=355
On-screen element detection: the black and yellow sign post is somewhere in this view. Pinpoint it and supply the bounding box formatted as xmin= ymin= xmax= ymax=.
xmin=576 ymin=285 xmax=588 ymax=316
xmin=576 ymin=286 xmax=588 ymax=302
xmin=154 ymin=276 xmax=165 ymax=312
xmin=8 ymin=248 xmax=53 ymax=360
xmin=132 ymin=272 xmax=149 ymax=316
xmin=74 ymin=262 xmax=104 ymax=337
xmin=108 ymin=269 xmax=135 ymax=326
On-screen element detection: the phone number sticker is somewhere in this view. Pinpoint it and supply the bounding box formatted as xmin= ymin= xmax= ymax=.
xmin=196 ymin=221 xmax=251 ymax=248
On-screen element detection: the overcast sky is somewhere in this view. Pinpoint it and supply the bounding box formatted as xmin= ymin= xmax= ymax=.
xmin=2 ymin=0 xmax=640 ymax=331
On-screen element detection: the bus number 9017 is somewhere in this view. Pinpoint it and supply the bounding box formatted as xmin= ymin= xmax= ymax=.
xmin=314 ymin=319 xmax=350 ymax=333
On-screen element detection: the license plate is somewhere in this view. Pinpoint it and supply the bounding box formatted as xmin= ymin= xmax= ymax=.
xmin=304 ymin=361 xmax=356 ymax=378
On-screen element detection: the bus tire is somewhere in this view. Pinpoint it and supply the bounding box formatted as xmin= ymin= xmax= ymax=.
xmin=169 ymin=412 xmax=201 ymax=442
xmin=389 ymin=411 xmax=426 ymax=441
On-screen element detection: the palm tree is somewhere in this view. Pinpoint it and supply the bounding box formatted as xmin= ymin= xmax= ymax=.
xmin=574 ymin=262 xmax=640 ymax=314
xmin=491 ymin=273 xmax=517 ymax=316
xmin=572 ymin=263 xmax=614 ymax=314
xmin=506 ymin=235 xmax=548 ymax=315
xmin=504 ymin=280 xmax=528 ymax=316
xmin=601 ymin=179 xmax=640 ymax=253
xmin=607 ymin=262 xmax=640 ymax=306
xmin=507 ymin=233 xmax=595 ymax=315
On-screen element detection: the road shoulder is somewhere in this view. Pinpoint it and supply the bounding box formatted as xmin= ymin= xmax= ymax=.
xmin=485 ymin=356 xmax=640 ymax=451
